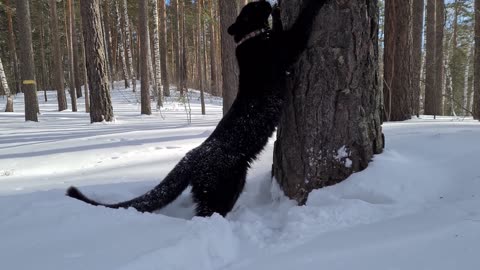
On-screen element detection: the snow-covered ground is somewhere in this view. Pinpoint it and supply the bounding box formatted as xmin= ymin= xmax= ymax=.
xmin=1 ymin=85 xmax=479 ymax=270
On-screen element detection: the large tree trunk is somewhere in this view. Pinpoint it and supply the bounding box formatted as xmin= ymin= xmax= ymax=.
xmin=50 ymin=0 xmax=68 ymax=111
xmin=412 ymin=0 xmax=424 ymax=116
xmin=383 ymin=0 xmax=413 ymax=121
xmin=139 ymin=0 xmax=152 ymax=115
xmin=219 ymin=0 xmax=239 ymax=114
xmin=67 ymin=0 xmax=78 ymax=112
xmin=17 ymin=0 xmax=39 ymax=121
xmin=0 ymin=57 xmax=13 ymax=112
xmin=273 ymin=0 xmax=384 ymax=204
xmin=474 ymin=0 xmax=480 ymax=119
xmin=80 ymin=0 xmax=114 ymax=123
xmin=158 ymin=0 xmax=170 ymax=96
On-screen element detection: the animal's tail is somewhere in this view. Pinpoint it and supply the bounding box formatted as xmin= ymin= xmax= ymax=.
xmin=66 ymin=169 xmax=191 ymax=213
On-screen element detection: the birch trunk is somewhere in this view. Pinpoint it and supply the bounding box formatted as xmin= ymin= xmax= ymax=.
xmin=151 ymin=0 xmax=163 ymax=107
xmin=0 ymin=57 xmax=13 ymax=112
xmin=158 ymin=0 xmax=170 ymax=96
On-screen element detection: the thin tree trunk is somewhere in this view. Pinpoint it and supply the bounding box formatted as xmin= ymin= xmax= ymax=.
xmin=80 ymin=0 xmax=114 ymax=122
xmin=101 ymin=1 xmax=114 ymax=89
xmin=424 ymin=0 xmax=436 ymax=115
xmin=434 ymin=0 xmax=445 ymax=115
xmin=209 ymin=0 xmax=219 ymax=96
xmin=172 ymin=0 xmax=181 ymax=93
xmin=17 ymin=0 xmax=39 ymax=121
xmin=219 ymin=0 xmax=239 ymax=114
xmin=158 ymin=0 xmax=170 ymax=97
xmin=464 ymin=45 xmax=473 ymax=115
xmin=5 ymin=0 xmax=20 ymax=94
xmin=273 ymin=0 xmax=383 ymax=203
xmin=197 ymin=0 xmax=206 ymax=114
xmin=122 ymin=0 xmax=136 ymax=92
xmin=40 ymin=14 xmax=48 ymax=102
xmin=67 ymin=0 xmax=78 ymax=112
xmin=72 ymin=0 xmax=83 ymax=98
xmin=444 ymin=35 xmax=455 ymax=116
xmin=0 ymin=57 xmax=13 ymax=112
xmin=151 ymin=0 xmax=163 ymax=107
xmin=178 ymin=0 xmax=187 ymax=96
xmin=115 ymin=0 xmax=129 ymax=88
xmin=139 ymin=0 xmax=152 ymax=115
xmin=78 ymin=10 xmax=90 ymax=113
xmin=50 ymin=0 xmax=68 ymax=111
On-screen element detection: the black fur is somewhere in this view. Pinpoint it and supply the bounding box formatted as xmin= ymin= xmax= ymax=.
xmin=67 ymin=0 xmax=327 ymax=217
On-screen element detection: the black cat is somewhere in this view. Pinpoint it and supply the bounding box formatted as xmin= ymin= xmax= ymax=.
xmin=67 ymin=0 xmax=327 ymax=217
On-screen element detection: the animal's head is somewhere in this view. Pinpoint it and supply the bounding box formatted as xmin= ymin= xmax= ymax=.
xmin=228 ymin=0 xmax=272 ymax=43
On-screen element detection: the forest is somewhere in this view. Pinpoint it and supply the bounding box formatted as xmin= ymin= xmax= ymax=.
xmin=0 ymin=1 xmax=479 ymax=269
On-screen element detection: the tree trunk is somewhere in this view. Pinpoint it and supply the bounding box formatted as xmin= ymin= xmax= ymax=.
xmin=17 ymin=0 xmax=39 ymax=121
xmin=67 ymin=0 xmax=78 ymax=112
xmin=79 ymin=11 xmax=90 ymax=113
xmin=0 ymin=57 xmax=13 ymax=112
xmin=464 ymin=45 xmax=473 ymax=115
xmin=197 ymin=0 xmax=206 ymax=114
xmin=121 ymin=0 xmax=136 ymax=92
xmin=424 ymin=0 xmax=436 ymax=115
xmin=172 ymin=0 xmax=181 ymax=93
xmin=474 ymin=0 xmax=480 ymax=119
xmin=178 ymin=0 xmax=188 ymax=96
xmin=158 ymin=0 xmax=170 ymax=97
xmin=5 ymin=0 xmax=21 ymax=94
xmin=209 ymin=0 xmax=219 ymax=96
xmin=50 ymin=0 xmax=68 ymax=111
xmin=139 ymin=0 xmax=152 ymax=115
xmin=383 ymin=0 xmax=413 ymax=121
xmin=219 ymin=0 xmax=239 ymax=114
xmin=114 ymin=0 xmax=129 ymax=88
xmin=151 ymin=0 xmax=163 ymax=107
xmin=40 ymin=14 xmax=48 ymax=102
xmin=72 ymin=0 xmax=83 ymax=99
xmin=80 ymin=0 xmax=114 ymax=122
xmin=412 ymin=0 xmax=424 ymax=116
xmin=101 ymin=1 xmax=114 ymax=89
xmin=434 ymin=0 xmax=445 ymax=115
xmin=273 ymin=0 xmax=384 ymax=204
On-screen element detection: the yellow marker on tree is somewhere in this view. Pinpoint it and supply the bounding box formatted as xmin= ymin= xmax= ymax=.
xmin=23 ymin=80 xmax=36 ymax=85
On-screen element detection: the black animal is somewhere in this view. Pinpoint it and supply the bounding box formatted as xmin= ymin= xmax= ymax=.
xmin=67 ymin=0 xmax=327 ymax=217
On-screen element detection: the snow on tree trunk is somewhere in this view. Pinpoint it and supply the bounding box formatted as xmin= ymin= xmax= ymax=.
xmin=273 ymin=0 xmax=384 ymax=204
xmin=0 ymin=57 xmax=13 ymax=112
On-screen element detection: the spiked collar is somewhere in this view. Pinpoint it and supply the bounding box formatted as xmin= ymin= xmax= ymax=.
xmin=237 ymin=28 xmax=269 ymax=46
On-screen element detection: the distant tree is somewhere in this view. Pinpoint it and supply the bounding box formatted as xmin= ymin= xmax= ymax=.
xmin=139 ymin=0 xmax=152 ymax=115
xmin=273 ymin=0 xmax=384 ymax=203
xmin=4 ymin=0 xmax=20 ymax=94
xmin=80 ymin=0 xmax=114 ymax=122
xmin=71 ymin=0 xmax=82 ymax=99
xmin=435 ymin=0 xmax=445 ymax=114
xmin=151 ymin=0 xmax=163 ymax=107
xmin=50 ymin=0 xmax=68 ymax=111
xmin=384 ymin=0 xmax=413 ymax=121
xmin=158 ymin=0 xmax=170 ymax=96
xmin=0 ymin=57 xmax=13 ymax=112
xmin=197 ymin=0 xmax=206 ymax=115
xmin=219 ymin=0 xmax=239 ymax=114
xmin=17 ymin=0 xmax=39 ymax=122
xmin=122 ymin=0 xmax=136 ymax=92
xmin=209 ymin=0 xmax=219 ymax=96
xmin=67 ymin=0 xmax=78 ymax=112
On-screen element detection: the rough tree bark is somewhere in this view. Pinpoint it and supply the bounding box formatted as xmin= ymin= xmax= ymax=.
xmin=219 ymin=0 xmax=239 ymax=114
xmin=139 ymin=0 xmax=152 ymax=115
xmin=50 ymin=0 xmax=68 ymax=111
xmin=80 ymin=0 xmax=114 ymax=122
xmin=17 ymin=0 xmax=39 ymax=121
xmin=384 ymin=0 xmax=413 ymax=121
xmin=474 ymin=0 xmax=480 ymax=119
xmin=158 ymin=0 xmax=170 ymax=96
xmin=273 ymin=0 xmax=384 ymax=203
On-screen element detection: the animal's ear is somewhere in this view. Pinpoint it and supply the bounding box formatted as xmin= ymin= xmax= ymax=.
xmin=258 ymin=0 xmax=273 ymax=17
xmin=228 ymin=23 xmax=238 ymax=36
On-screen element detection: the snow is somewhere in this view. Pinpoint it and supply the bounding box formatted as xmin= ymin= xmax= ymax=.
xmin=1 ymin=85 xmax=479 ymax=270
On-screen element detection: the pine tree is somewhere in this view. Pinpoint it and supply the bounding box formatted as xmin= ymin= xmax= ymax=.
xmin=139 ymin=0 xmax=152 ymax=115
xmin=50 ymin=0 xmax=68 ymax=111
